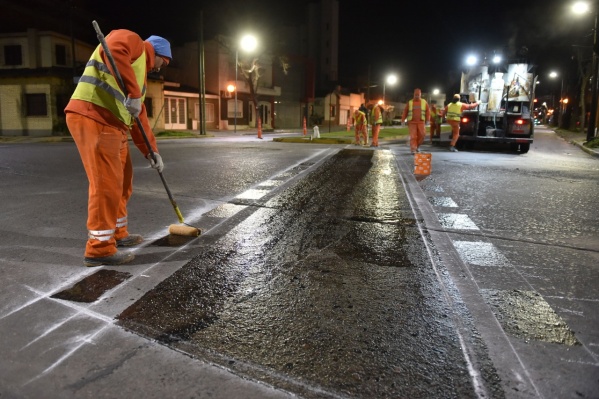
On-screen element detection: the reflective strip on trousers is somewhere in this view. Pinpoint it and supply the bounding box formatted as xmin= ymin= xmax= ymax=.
xmin=88 ymin=229 xmax=115 ymax=242
xmin=116 ymin=216 xmax=128 ymax=228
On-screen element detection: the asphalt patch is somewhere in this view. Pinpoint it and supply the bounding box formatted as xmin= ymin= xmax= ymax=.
xmin=51 ymin=269 xmax=132 ymax=303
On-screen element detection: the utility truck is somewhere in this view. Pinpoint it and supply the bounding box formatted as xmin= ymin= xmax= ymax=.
xmin=457 ymin=63 xmax=537 ymax=153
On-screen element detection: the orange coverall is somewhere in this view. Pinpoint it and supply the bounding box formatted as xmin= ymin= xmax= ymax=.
xmin=444 ymin=101 xmax=479 ymax=147
xmin=402 ymin=98 xmax=430 ymax=153
xmin=370 ymin=105 xmax=383 ymax=147
xmin=353 ymin=110 xmax=368 ymax=145
xmin=65 ymin=30 xmax=159 ymax=258
xmin=429 ymin=104 xmax=442 ymax=141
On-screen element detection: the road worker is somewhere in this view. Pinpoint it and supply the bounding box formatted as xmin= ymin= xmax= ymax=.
xmin=444 ymin=94 xmax=479 ymax=152
xmin=65 ymin=30 xmax=172 ymax=267
xmin=369 ymin=103 xmax=384 ymax=147
xmin=353 ymin=109 xmax=368 ymax=145
xmin=429 ymin=100 xmax=442 ymax=142
xmin=401 ymin=88 xmax=430 ymax=154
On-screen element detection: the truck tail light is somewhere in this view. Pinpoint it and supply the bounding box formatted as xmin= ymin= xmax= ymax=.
xmin=461 ymin=117 xmax=470 ymax=123
xmin=515 ymin=119 xmax=525 ymax=125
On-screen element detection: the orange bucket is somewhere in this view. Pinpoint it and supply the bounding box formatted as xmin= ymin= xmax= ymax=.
xmin=414 ymin=153 xmax=432 ymax=176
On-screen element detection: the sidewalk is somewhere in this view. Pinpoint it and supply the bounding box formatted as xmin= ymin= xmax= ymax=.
xmin=550 ymin=127 xmax=599 ymax=157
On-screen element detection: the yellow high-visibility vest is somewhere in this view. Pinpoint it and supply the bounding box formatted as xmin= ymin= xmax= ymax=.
xmin=446 ymin=102 xmax=463 ymax=121
xmin=407 ymin=99 xmax=427 ymax=120
xmin=71 ymin=44 xmax=147 ymax=126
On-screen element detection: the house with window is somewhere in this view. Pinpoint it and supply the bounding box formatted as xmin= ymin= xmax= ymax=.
xmin=0 ymin=29 xmax=171 ymax=137
xmin=0 ymin=29 xmax=93 ymax=136
xmin=163 ymin=36 xmax=282 ymax=131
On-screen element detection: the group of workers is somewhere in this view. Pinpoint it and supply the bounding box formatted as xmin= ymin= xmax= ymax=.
xmin=352 ymin=88 xmax=479 ymax=154
xmin=66 ymin=23 xmax=479 ymax=268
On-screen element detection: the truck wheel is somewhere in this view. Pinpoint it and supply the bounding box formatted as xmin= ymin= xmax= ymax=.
xmin=519 ymin=143 xmax=530 ymax=154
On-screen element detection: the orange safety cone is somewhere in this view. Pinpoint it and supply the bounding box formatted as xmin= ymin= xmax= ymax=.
xmin=303 ymin=116 xmax=307 ymax=136
xmin=257 ymin=116 xmax=263 ymax=139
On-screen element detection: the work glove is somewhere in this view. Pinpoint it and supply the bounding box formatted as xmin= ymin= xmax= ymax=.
xmin=124 ymin=97 xmax=142 ymax=118
xmin=146 ymin=152 xmax=164 ymax=173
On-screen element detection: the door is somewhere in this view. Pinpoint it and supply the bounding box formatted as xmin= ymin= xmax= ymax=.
xmin=258 ymin=101 xmax=271 ymax=128
xmin=164 ymin=97 xmax=187 ymax=130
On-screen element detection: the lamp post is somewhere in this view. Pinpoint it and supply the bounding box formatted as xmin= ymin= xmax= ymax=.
xmin=234 ymin=34 xmax=257 ymax=133
xmin=573 ymin=1 xmax=598 ymax=141
xmin=549 ymin=71 xmax=564 ymax=127
xmin=383 ymin=74 xmax=398 ymax=105
xmin=589 ymin=9 xmax=598 ymax=141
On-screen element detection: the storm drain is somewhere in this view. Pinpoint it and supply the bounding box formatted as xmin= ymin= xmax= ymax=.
xmin=480 ymin=289 xmax=580 ymax=346
xmin=51 ymin=269 xmax=131 ymax=303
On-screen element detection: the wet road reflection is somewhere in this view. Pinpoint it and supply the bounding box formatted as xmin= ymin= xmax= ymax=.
xmin=117 ymin=149 xmax=493 ymax=398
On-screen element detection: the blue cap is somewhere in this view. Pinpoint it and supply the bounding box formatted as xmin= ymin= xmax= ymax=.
xmin=146 ymin=35 xmax=172 ymax=60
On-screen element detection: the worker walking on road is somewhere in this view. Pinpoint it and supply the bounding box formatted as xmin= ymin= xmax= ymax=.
xmin=444 ymin=94 xmax=479 ymax=152
xmin=353 ymin=109 xmax=368 ymax=146
xmin=429 ymin=100 xmax=442 ymax=142
xmin=65 ymin=30 xmax=172 ymax=267
xmin=402 ymin=88 xmax=430 ymax=154
xmin=369 ymin=103 xmax=384 ymax=147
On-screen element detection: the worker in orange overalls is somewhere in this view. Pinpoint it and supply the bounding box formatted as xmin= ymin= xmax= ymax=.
xmin=401 ymin=88 xmax=430 ymax=154
xmin=429 ymin=100 xmax=442 ymax=142
xmin=65 ymin=30 xmax=172 ymax=267
xmin=353 ymin=109 xmax=368 ymax=145
xmin=444 ymin=94 xmax=479 ymax=152
xmin=369 ymin=103 xmax=384 ymax=147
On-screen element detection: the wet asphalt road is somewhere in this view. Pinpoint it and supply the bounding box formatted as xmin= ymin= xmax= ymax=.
xmin=116 ymin=149 xmax=496 ymax=398
xmin=0 ymin=128 xmax=597 ymax=398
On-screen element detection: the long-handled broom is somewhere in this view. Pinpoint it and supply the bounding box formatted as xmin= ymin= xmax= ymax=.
xmin=92 ymin=20 xmax=200 ymax=237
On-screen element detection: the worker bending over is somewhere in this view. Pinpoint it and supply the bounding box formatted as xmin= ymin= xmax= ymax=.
xmin=65 ymin=30 xmax=172 ymax=267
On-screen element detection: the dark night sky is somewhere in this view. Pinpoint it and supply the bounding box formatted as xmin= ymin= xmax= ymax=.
xmin=1 ymin=0 xmax=595 ymax=98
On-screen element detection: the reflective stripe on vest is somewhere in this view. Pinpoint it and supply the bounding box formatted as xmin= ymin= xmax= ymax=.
xmin=407 ymin=99 xmax=427 ymax=121
xmin=71 ymin=44 xmax=147 ymax=125
xmin=447 ymin=102 xmax=463 ymax=121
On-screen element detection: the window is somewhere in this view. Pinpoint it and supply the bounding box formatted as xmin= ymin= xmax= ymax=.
xmin=4 ymin=45 xmax=22 ymax=66
xmin=227 ymin=99 xmax=242 ymax=118
xmin=195 ymin=102 xmax=215 ymax=123
xmin=144 ymin=97 xmax=154 ymax=118
xmin=55 ymin=45 xmax=67 ymax=66
xmin=25 ymin=94 xmax=47 ymax=116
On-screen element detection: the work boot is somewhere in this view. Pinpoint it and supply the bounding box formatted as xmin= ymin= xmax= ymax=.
xmin=84 ymin=251 xmax=134 ymax=267
xmin=116 ymin=234 xmax=143 ymax=247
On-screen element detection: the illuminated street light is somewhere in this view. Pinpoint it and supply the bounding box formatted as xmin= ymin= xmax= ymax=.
xmin=492 ymin=55 xmax=502 ymax=64
xmin=549 ymin=71 xmax=565 ymax=126
xmin=234 ymin=34 xmax=258 ymax=133
xmin=429 ymin=88 xmax=440 ymax=103
xmin=383 ymin=74 xmax=398 ymax=104
xmin=572 ymin=1 xmax=598 ymax=141
xmin=572 ymin=1 xmax=589 ymax=14
xmin=466 ymin=55 xmax=477 ymax=66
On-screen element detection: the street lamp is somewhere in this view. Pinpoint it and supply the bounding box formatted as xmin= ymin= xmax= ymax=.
xmin=383 ymin=74 xmax=398 ymax=104
xmin=572 ymin=1 xmax=598 ymax=141
xmin=429 ymin=88 xmax=440 ymax=103
xmin=234 ymin=34 xmax=258 ymax=133
xmin=549 ymin=71 xmax=564 ymax=126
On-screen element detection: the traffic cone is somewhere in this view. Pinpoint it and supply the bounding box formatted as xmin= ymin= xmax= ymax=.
xmin=303 ymin=116 xmax=307 ymax=136
xmin=257 ymin=117 xmax=263 ymax=139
